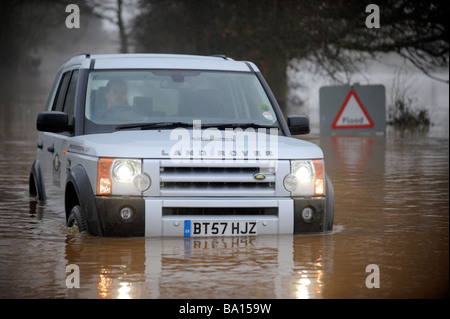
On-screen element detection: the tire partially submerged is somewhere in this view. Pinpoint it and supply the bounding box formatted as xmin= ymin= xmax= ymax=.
xmin=67 ymin=205 xmax=88 ymax=233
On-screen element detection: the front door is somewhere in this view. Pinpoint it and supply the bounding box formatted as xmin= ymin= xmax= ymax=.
xmin=38 ymin=68 xmax=79 ymax=193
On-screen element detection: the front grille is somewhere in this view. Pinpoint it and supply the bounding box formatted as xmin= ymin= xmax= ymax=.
xmin=159 ymin=162 xmax=276 ymax=197
xmin=162 ymin=207 xmax=278 ymax=216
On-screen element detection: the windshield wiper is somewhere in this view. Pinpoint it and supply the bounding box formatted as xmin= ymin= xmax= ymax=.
xmin=116 ymin=121 xmax=279 ymax=131
xmin=115 ymin=121 xmax=193 ymax=131
xmin=200 ymin=122 xmax=279 ymax=130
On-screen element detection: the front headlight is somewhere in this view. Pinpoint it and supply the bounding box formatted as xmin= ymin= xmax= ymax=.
xmin=283 ymin=159 xmax=324 ymax=196
xmin=97 ymin=158 xmax=151 ymax=195
xmin=292 ymin=160 xmax=315 ymax=184
xmin=113 ymin=160 xmax=141 ymax=182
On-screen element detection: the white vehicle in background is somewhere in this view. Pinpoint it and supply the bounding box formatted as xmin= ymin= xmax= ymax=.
xmin=29 ymin=53 xmax=334 ymax=237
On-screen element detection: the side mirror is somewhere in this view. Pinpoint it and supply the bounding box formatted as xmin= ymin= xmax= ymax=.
xmin=37 ymin=111 xmax=73 ymax=133
xmin=287 ymin=115 xmax=310 ymax=135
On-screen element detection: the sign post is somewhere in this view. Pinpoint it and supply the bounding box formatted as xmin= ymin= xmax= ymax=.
xmin=319 ymin=84 xmax=385 ymax=135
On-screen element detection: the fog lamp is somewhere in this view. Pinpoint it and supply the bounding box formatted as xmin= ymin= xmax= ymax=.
xmin=120 ymin=206 xmax=134 ymax=221
xmin=301 ymin=207 xmax=314 ymax=223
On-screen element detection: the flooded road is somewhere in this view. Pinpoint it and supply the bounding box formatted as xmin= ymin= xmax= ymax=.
xmin=0 ymin=95 xmax=448 ymax=299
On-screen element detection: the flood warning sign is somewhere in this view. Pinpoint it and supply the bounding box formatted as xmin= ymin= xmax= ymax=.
xmin=319 ymin=84 xmax=385 ymax=135
xmin=331 ymin=89 xmax=374 ymax=129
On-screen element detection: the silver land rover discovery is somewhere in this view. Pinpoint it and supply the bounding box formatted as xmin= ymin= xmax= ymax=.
xmin=29 ymin=53 xmax=334 ymax=237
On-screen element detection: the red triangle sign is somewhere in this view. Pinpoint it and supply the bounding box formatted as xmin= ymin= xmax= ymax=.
xmin=332 ymin=89 xmax=374 ymax=129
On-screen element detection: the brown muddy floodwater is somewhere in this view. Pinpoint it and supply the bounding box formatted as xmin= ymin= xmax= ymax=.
xmin=0 ymin=95 xmax=448 ymax=299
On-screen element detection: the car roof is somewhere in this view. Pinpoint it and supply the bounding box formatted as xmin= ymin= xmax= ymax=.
xmin=61 ymin=53 xmax=260 ymax=72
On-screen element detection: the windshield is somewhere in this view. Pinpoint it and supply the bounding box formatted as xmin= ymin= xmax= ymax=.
xmin=84 ymin=70 xmax=279 ymax=133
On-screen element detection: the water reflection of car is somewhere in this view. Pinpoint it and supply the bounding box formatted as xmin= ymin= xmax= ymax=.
xmin=62 ymin=235 xmax=334 ymax=298
xmin=29 ymin=53 xmax=334 ymax=237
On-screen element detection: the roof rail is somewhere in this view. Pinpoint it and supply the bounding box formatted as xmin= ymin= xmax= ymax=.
xmin=74 ymin=52 xmax=90 ymax=58
xmin=211 ymin=54 xmax=229 ymax=60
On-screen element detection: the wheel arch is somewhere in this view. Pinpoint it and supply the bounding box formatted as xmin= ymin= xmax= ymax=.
xmin=325 ymin=173 xmax=335 ymax=231
xmin=29 ymin=160 xmax=46 ymax=201
xmin=65 ymin=164 xmax=103 ymax=236
xmin=64 ymin=182 xmax=80 ymax=221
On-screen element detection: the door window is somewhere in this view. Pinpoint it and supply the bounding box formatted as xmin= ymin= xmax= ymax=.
xmin=62 ymin=70 xmax=79 ymax=123
xmin=52 ymin=71 xmax=72 ymax=112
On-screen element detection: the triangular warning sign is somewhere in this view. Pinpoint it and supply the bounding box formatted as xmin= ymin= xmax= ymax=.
xmin=332 ymin=89 xmax=374 ymax=129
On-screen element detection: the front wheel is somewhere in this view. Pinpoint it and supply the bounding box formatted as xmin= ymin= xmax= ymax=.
xmin=67 ymin=205 xmax=88 ymax=233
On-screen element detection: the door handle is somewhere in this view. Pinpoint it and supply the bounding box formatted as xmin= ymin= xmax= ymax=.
xmin=47 ymin=145 xmax=55 ymax=153
xmin=37 ymin=142 xmax=43 ymax=149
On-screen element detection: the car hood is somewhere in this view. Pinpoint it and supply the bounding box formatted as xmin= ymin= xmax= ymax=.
xmin=67 ymin=129 xmax=323 ymax=160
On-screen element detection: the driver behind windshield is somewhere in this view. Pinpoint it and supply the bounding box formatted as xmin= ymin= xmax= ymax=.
xmin=93 ymin=78 xmax=129 ymax=119
xmin=105 ymin=78 xmax=127 ymax=108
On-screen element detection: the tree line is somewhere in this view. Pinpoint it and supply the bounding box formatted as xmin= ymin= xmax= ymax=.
xmin=1 ymin=0 xmax=448 ymax=110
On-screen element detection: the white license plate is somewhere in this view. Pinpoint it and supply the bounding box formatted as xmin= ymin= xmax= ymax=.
xmin=184 ymin=220 xmax=257 ymax=237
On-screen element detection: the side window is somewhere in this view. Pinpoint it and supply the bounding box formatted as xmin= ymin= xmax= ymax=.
xmin=45 ymin=70 xmax=62 ymax=111
xmin=63 ymin=70 xmax=79 ymax=122
xmin=52 ymin=71 xmax=72 ymax=111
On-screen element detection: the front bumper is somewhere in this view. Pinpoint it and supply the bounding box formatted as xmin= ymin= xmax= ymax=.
xmin=94 ymin=196 xmax=326 ymax=237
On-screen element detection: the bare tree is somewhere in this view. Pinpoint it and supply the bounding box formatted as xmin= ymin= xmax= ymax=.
xmin=89 ymin=0 xmax=134 ymax=53
xmin=132 ymin=0 xmax=449 ymax=109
